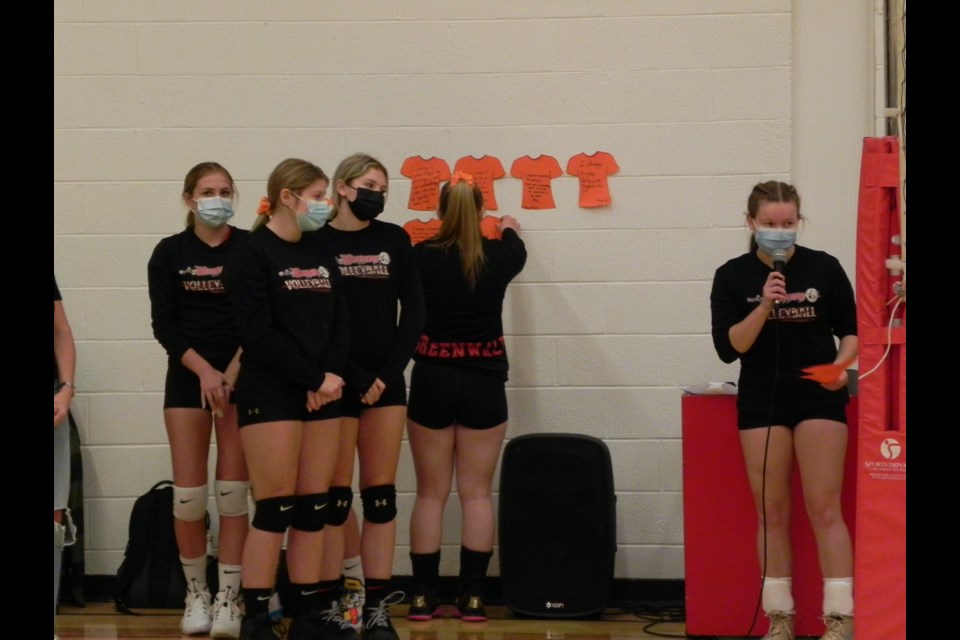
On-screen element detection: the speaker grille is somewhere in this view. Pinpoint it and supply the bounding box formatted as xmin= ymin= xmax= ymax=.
xmin=499 ymin=434 xmax=616 ymax=617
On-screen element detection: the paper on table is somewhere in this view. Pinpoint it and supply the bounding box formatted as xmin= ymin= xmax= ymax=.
xmin=682 ymin=382 xmax=738 ymax=396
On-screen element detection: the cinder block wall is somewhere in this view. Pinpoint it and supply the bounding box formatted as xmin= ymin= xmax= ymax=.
xmin=54 ymin=1 xmax=874 ymax=580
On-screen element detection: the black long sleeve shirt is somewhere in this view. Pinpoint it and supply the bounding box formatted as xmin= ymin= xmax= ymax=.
xmin=319 ymin=220 xmax=425 ymax=393
xmin=147 ymin=227 xmax=247 ymax=363
xmin=223 ymin=225 xmax=350 ymax=393
xmin=710 ymin=245 xmax=857 ymax=413
xmin=413 ymin=228 xmax=527 ymax=377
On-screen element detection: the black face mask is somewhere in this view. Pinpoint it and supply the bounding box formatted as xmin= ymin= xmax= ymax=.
xmin=348 ymin=187 xmax=386 ymax=221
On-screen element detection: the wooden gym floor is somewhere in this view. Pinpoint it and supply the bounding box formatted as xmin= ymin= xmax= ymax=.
xmin=54 ymin=602 xmax=700 ymax=639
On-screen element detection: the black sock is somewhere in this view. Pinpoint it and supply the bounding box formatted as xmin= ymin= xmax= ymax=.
xmin=410 ymin=551 xmax=441 ymax=592
xmin=243 ymin=588 xmax=273 ymax=616
xmin=364 ymin=577 xmax=391 ymax=610
xmin=290 ymin=581 xmax=321 ymax=614
xmin=458 ymin=547 xmax=493 ymax=596
xmin=319 ymin=579 xmax=341 ymax=603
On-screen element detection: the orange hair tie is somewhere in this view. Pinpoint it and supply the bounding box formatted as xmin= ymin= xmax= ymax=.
xmin=450 ymin=171 xmax=474 ymax=186
xmin=256 ymin=196 xmax=271 ymax=215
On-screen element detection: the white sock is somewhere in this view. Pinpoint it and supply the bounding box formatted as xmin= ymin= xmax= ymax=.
xmin=823 ymin=577 xmax=854 ymax=616
xmin=343 ymin=555 xmax=364 ymax=584
xmin=218 ymin=563 xmax=242 ymax=596
xmin=180 ymin=555 xmax=208 ymax=591
xmin=762 ymin=577 xmax=794 ymax=613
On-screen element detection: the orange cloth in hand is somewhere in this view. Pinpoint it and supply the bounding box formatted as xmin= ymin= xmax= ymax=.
xmin=801 ymin=357 xmax=857 ymax=384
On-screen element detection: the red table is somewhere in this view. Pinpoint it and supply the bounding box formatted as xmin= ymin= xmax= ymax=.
xmin=682 ymin=395 xmax=858 ymax=637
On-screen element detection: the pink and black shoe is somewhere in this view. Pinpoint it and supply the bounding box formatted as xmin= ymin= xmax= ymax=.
xmin=406 ymin=590 xmax=442 ymax=621
xmin=453 ymin=594 xmax=487 ymax=623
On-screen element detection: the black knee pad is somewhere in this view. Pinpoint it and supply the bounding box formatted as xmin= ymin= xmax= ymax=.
xmin=252 ymin=496 xmax=297 ymax=533
xmin=327 ymin=486 xmax=353 ymax=527
xmin=291 ymin=493 xmax=329 ymax=532
xmin=361 ymin=484 xmax=397 ymax=524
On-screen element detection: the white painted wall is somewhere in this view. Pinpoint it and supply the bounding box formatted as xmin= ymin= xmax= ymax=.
xmin=53 ymin=1 xmax=876 ymax=580
xmin=793 ymin=0 xmax=878 ymax=280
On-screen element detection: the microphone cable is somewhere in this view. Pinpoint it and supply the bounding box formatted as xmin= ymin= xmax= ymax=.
xmin=740 ymin=283 xmax=783 ymax=640
xmin=857 ymin=293 xmax=904 ymax=380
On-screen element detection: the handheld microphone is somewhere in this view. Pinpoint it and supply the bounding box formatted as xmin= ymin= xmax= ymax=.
xmin=771 ymin=249 xmax=787 ymax=273
xmin=771 ymin=249 xmax=787 ymax=308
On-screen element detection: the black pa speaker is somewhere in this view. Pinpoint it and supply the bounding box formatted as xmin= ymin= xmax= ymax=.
xmin=498 ymin=433 xmax=616 ymax=618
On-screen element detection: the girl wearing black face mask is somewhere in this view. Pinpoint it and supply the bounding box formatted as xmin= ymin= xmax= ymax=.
xmin=710 ymin=181 xmax=858 ymax=640
xmin=315 ymin=153 xmax=425 ymax=640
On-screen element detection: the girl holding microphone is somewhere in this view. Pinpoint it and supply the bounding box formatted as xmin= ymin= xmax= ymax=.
xmin=710 ymin=181 xmax=857 ymax=640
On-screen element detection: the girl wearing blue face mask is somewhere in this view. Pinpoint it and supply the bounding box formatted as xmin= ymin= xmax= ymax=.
xmin=314 ymin=153 xmax=424 ymax=640
xmin=223 ymin=158 xmax=353 ymax=640
xmin=710 ymin=181 xmax=858 ymax=640
xmin=147 ymin=162 xmax=250 ymax=638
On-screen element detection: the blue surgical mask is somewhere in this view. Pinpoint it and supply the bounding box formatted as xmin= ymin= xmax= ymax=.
xmin=295 ymin=195 xmax=333 ymax=232
xmin=754 ymin=227 xmax=796 ymax=254
xmin=194 ymin=197 xmax=235 ymax=228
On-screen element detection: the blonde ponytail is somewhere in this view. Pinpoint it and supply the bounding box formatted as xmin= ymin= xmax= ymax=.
xmin=431 ymin=180 xmax=486 ymax=289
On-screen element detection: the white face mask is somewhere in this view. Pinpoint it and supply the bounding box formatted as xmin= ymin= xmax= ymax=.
xmin=194 ymin=197 xmax=235 ymax=228
xmin=754 ymin=227 xmax=797 ymax=254
xmin=293 ymin=195 xmax=333 ymax=231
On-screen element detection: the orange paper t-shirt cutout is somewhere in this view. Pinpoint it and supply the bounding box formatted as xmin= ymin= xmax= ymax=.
xmin=566 ymin=151 xmax=620 ymax=208
xmin=479 ymin=215 xmax=502 ymax=240
xmin=454 ymin=155 xmax=506 ymax=211
xmin=400 ymin=156 xmax=451 ymax=211
xmin=510 ymin=155 xmax=563 ymax=210
xmin=402 ymin=218 xmax=442 ymax=245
